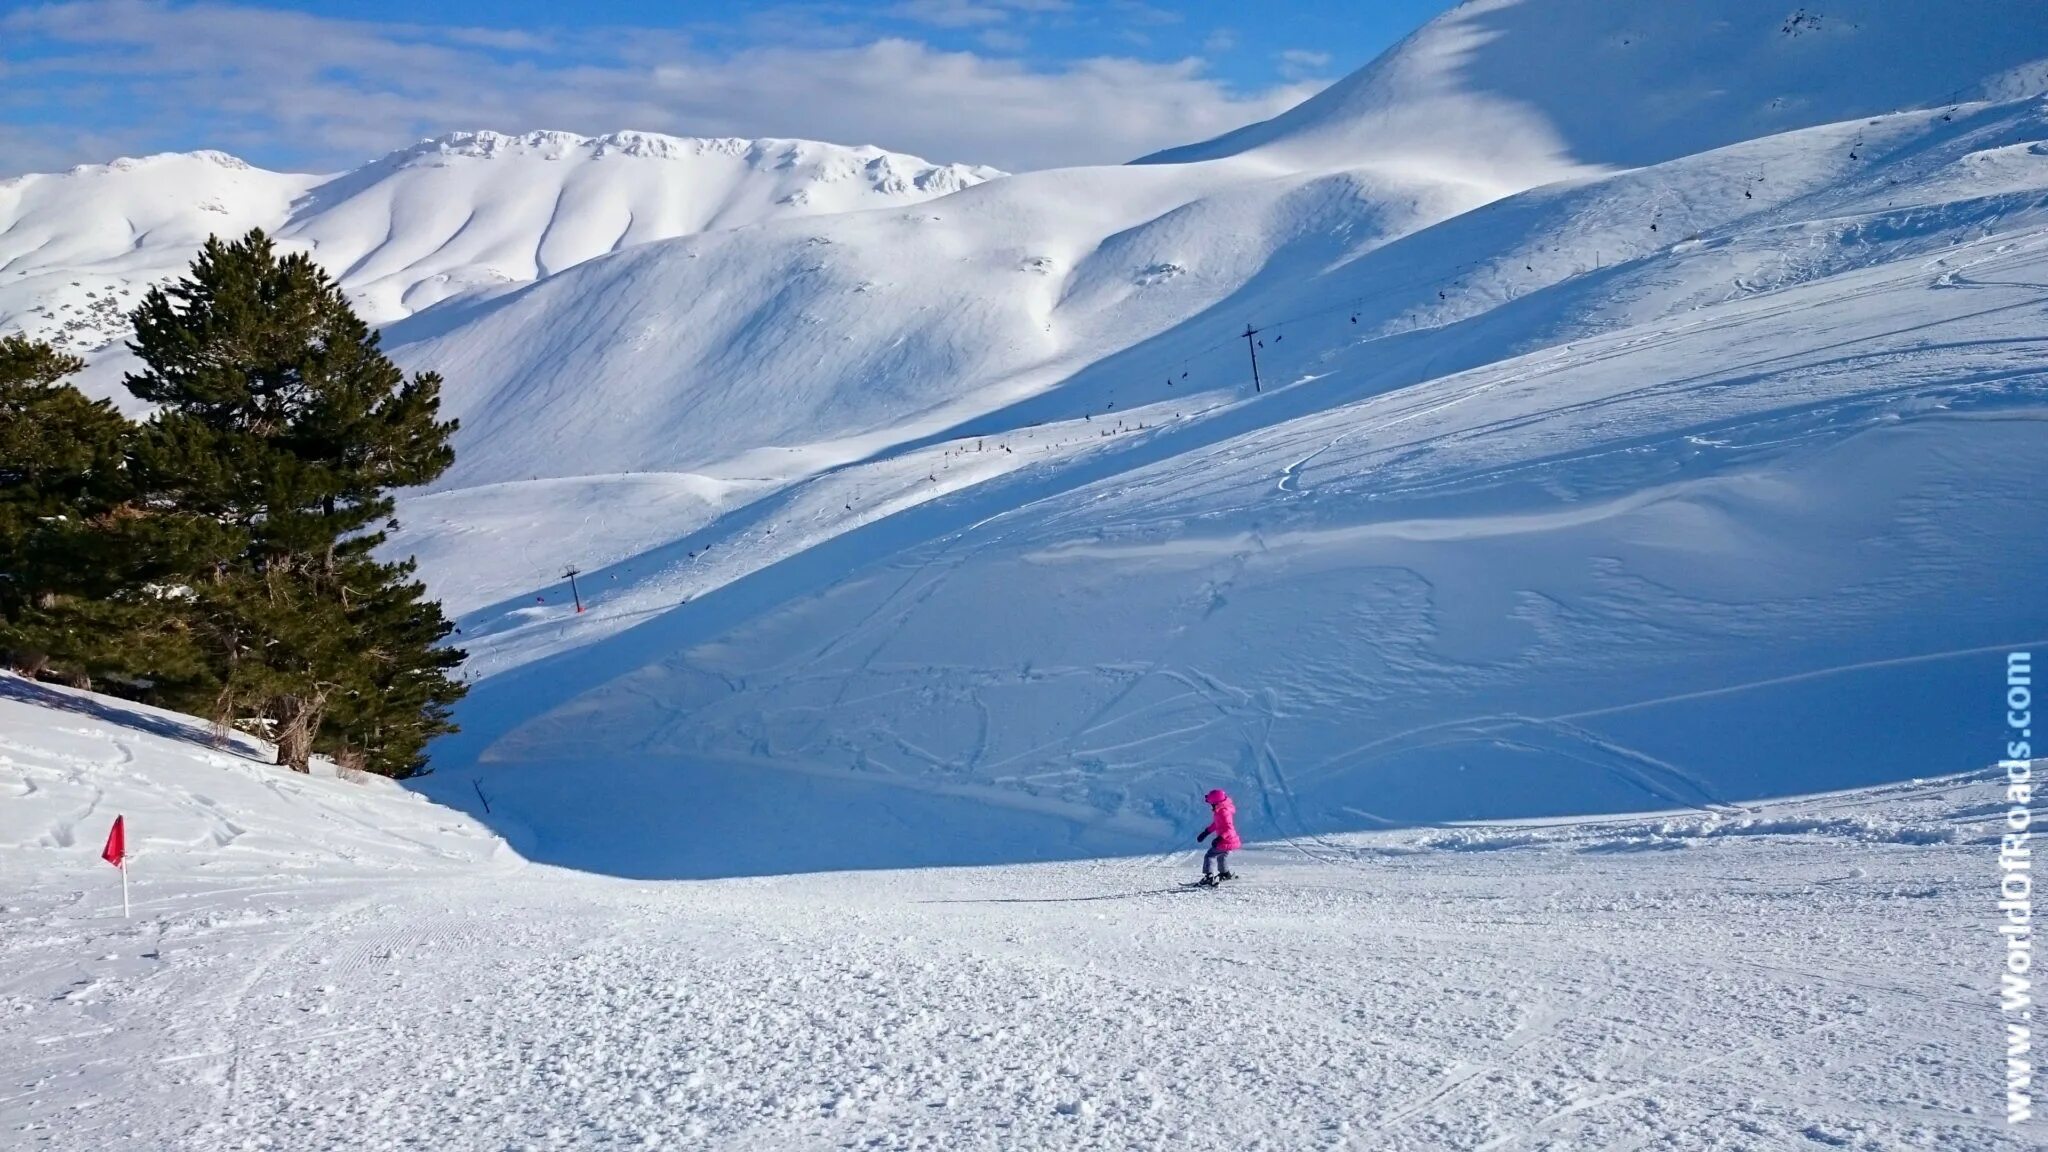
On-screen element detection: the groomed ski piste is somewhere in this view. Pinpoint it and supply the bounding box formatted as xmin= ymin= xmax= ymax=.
xmin=5 ymin=0 xmax=2048 ymax=1147
xmin=0 ymin=675 xmax=2028 ymax=1149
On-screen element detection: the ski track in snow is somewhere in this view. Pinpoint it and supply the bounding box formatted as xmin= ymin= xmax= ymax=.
xmin=3 ymin=789 xmax=2027 ymax=1150
xmin=4 ymin=682 xmax=2030 ymax=1149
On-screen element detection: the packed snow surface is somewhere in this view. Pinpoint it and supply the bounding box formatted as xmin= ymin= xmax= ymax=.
xmin=0 ymin=677 xmax=2031 ymax=1150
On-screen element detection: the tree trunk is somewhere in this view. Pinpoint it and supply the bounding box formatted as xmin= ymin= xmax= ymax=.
xmin=210 ymin=682 xmax=239 ymax=749
xmin=272 ymin=691 xmax=327 ymax=773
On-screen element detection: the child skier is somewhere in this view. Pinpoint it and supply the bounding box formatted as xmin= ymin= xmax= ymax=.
xmin=1195 ymin=788 xmax=1241 ymax=886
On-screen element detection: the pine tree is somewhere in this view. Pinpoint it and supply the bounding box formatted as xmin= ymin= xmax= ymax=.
xmin=0 ymin=335 xmax=216 ymax=689
xmin=125 ymin=229 xmax=466 ymax=774
xmin=1 ymin=336 xmax=111 ymax=679
xmin=323 ymin=553 xmax=468 ymax=776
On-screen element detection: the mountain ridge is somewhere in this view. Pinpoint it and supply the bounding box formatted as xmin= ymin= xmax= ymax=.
xmin=1141 ymin=0 xmax=2048 ymax=169
xmin=0 ymin=127 xmax=1003 ymax=390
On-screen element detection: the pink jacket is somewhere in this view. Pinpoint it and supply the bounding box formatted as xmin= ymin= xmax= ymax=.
xmin=1203 ymin=797 xmax=1242 ymax=851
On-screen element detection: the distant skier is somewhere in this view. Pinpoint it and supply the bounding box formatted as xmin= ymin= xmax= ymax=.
xmin=1195 ymin=788 xmax=1241 ymax=887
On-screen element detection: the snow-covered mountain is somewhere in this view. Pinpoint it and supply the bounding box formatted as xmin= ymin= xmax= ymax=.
xmin=383 ymin=0 xmax=2048 ymax=489
xmin=0 ymin=129 xmax=1000 ymax=377
xmin=0 ymin=151 xmax=318 ymax=364
xmin=1140 ymin=0 xmax=2043 ymax=168
xmin=426 ymin=103 xmax=2048 ymax=870
xmin=4 ymin=0 xmax=2046 ymax=881
xmin=380 ymin=0 xmax=2047 ymax=876
xmin=280 ymin=131 xmax=1000 ymax=324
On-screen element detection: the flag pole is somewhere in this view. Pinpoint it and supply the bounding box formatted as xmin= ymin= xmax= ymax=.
xmin=103 ymin=815 xmax=129 ymax=918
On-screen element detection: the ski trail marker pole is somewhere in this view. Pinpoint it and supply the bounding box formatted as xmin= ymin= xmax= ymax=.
xmin=101 ymin=815 xmax=128 ymax=918
xmin=564 ymin=567 xmax=585 ymax=614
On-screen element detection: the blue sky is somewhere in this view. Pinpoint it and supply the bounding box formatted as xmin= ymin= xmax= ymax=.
xmin=0 ymin=0 xmax=1456 ymax=175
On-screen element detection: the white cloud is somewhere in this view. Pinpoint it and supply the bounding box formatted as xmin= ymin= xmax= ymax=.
xmin=885 ymin=0 xmax=1012 ymax=29
xmin=1277 ymin=48 xmax=1333 ymax=81
xmin=977 ymin=28 xmax=1031 ymax=52
xmin=0 ymin=1 xmax=1321 ymax=175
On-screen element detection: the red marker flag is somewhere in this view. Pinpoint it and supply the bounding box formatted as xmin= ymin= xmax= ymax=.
xmin=102 ymin=815 xmax=125 ymax=868
xmin=103 ymin=816 xmax=130 ymax=917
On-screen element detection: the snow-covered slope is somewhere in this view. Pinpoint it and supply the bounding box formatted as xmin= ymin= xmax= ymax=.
xmin=0 ymin=129 xmax=999 ymax=378
xmin=383 ymin=0 xmax=2048 ymax=490
xmin=372 ymin=2 xmax=2048 ymax=878
xmin=421 ymin=178 xmax=2048 ymax=873
xmin=0 ymin=673 xmax=2029 ymax=1149
xmin=282 ymin=131 xmax=1001 ymax=323
xmin=6 ymin=0 xmax=2046 ymax=882
xmin=0 ymin=674 xmax=506 ymax=880
xmin=1140 ymin=0 xmax=2048 ymax=168
xmin=0 ymin=152 xmax=318 ymax=359
xmin=394 ymin=153 xmax=1523 ymax=487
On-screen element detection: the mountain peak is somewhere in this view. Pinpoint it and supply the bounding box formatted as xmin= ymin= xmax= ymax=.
xmin=0 ymin=124 xmax=1006 ymax=360
xmin=14 ymin=149 xmax=262 ymax=185
xmin=383 ymin=128 xmax=1002 ymax=181
xmin=1140 ymin=0 xmax=2048 ymax=172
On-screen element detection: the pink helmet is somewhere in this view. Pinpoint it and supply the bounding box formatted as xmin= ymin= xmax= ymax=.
xmin=1204 ymin=789 xmax=1228 ymax=804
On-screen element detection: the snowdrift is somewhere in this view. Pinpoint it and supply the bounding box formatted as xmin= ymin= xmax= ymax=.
xmin=0 ymin=674 xmax=505 ymax=894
